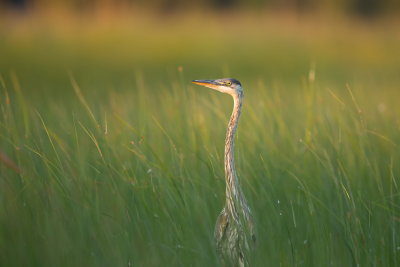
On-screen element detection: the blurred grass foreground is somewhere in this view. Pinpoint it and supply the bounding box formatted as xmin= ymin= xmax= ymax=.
xmin=1 ymin=4 xmax=400 ymax=266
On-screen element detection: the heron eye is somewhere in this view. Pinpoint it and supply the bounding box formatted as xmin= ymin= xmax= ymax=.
xmin=226 ymin=81 xmax=232 ymax=86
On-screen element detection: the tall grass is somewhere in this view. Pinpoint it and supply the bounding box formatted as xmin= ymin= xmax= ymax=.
xmin=1 ymin=70 xmax=399 ymax=266
xmin=1 ymin=15 xmax=400 ymax=266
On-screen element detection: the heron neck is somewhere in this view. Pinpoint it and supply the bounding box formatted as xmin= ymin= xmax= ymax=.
xmin=224 ymin=91 xmax=243 ymax=217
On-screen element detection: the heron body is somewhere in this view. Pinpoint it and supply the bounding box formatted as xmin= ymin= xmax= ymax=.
xmin=192 ymin=78 xmax=255 ymax=266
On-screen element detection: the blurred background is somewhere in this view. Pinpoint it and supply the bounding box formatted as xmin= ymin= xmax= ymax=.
xmin=2 ymin=0 xmax=400 ymax=16
xmin=1 ymin=0 xmax=399 ymax=87
xmin=1 ymin=1 xmax=400 ymax=266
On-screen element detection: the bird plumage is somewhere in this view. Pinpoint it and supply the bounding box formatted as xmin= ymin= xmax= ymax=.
xmin=192 ymin=78 xmax=255 ymax=266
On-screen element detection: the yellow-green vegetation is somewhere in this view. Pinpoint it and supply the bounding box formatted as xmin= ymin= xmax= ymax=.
xmin=1 ymin=14 xmax=400 ymax=266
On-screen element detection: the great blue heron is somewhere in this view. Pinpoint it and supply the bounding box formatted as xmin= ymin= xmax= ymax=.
xmin=192 ymin=78 xmax=255 ymax=266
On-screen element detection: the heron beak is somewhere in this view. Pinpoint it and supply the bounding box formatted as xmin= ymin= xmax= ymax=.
xmin=192 ymin=79 xmax=219 ymax=90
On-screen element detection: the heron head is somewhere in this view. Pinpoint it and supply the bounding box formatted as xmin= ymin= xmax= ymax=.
xmin=192 ymin=78 xmax=242 ymax=96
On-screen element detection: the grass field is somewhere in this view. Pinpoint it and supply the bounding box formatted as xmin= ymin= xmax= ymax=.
xmin=1 ymin=13 xmax=400 ymax=266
